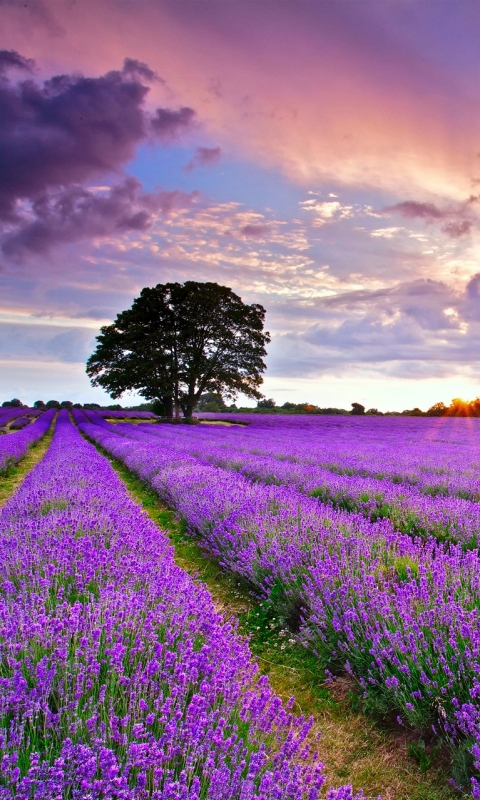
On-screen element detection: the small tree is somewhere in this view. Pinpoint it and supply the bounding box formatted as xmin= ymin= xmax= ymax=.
xmin=196 ymin=392 xmax=226 ymax=412
xmin=257 ymin=398 xmax=276 ymax=409
xmin=46 ymin=400 xmax=60 ymax=409
xmin=350 ymin=402 xmax=365 ymax=415
xmin=426 ymin=402 xmax=447 ymax=417
xmin=33 ymin=400 xmax=46 ymax=409
xmin=87 ymin=281 xmax=270 ymax=419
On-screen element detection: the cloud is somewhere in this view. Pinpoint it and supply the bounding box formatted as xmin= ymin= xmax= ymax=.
xmin=1 ymin=178 xmax=199 ymax=259
xmin=184 ymin=146 xmax=221 ymax=172
xmin=441 ymin=219 xmax=472 ymax=238
xmin=386 ymin=201 xmax=444 ymax=220
xmin=0 ymin=49 xmax=34 ymax=75
xmin=383 ymin=197 xmax=477 ymax=239
xmin=150 ymin=106 xmax=196 ymax=141
xmin=0 ymin=51 xmax=196 ymax=222
xmin=240 ymin=223 xmax=270 ymax=238
xmin=0 ymin=51 xmax=200 ymax=259
xmin=0 ymin=321 xmax=94 ymax=363
xmin=266 ymin=277 xmax=480 ymax=380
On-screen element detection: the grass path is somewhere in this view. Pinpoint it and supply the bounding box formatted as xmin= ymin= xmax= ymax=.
xmin=86 ymin=439 xmax=461 ymax=800
xmin=0 ymin=425 xmax=54 ymax=508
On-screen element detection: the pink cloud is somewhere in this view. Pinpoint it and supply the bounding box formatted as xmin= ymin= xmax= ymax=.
xmin=2 ymin=1 xmax=478 ymax=197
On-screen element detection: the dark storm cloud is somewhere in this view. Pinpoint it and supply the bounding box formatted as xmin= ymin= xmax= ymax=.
xmin=184 ymin=146 xmax=221 ymax=172
xmin=0 ymin=51 xmax=196 ymax=221
xmin=2 ymin=178 xmax=198 ymax=259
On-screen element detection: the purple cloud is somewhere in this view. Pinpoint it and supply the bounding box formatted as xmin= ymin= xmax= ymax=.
xmin=386 ymin=201 xmax=444 ymax=220
xmin=240 ymin=223 xmax=270 ymax=238
xmin=0 ymin=50 xmax=35 ymax=75
xmin=150 ymin=106 xmax=196 ymax=141
xmin=2 ymin=178 xmax=198 ymax=259
xmin=0 ymin=52 xmax=196 ymax=222
xmin=385 ymin=199 xmax=473 ymax=238
xmin=184 ymin=146 xmax=221 ymax=172
xmin=441 ymin=219 xmax=472 ymax=237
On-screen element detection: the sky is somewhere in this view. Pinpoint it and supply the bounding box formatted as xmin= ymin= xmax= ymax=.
xmin=2 ymin=0 xmax=480 ymax=411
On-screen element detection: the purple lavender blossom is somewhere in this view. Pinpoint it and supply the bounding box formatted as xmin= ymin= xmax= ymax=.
xmin=0 ymin=408 xmax=55 ymax=474
xmin=75 ymin=412 xmax=480 ymax=794
xmin=0 ymin=410 xmax=359 ymax=799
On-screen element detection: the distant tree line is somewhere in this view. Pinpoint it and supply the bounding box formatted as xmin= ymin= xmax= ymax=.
xmin=0 ymin=399 xmax=156 ymax=412
xmin=4 ymin=396 xmax=480 ymax=418
xmin=194 ymin=396 xmax=480 ymax=417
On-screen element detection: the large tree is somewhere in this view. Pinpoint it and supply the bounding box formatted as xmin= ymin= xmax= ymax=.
xmin=86 ymin=281 xmax=270 ymax=418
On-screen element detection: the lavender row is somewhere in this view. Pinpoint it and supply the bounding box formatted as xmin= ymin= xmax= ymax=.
xmin=0 ymin=410 xmax=358 ymax=800
xmin=196 ymin=413 xmax=480 ymax=500
xmin=87 ymin=408 xmax=480 ymax=502
xmin=77 ymin=415 xmax=480 ymax=796
xmin=96 ymin=418 xmax=480 ymax=549
xmin=0 ymin=408 xmax=55 ymax=474
xmin=0 ymin=407 xmax=42 ymax=427
xmin=183 ymin=437 xmax=480 ymax=548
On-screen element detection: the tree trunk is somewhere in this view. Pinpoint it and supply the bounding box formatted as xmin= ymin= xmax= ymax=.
xmin=183 ymin=401 xmax=194 ymax=419
xmin=162 ymin=395 xmax=173 ymax=418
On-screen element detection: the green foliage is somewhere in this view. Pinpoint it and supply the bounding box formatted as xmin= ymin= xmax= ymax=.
xmin=257 ymin=398 xmax=276 ymax=408
xmin=87 ymin=281 xmax=270 ymax=418
xmin=350 ymin=402 xmax=365 ymax=415
xmin=195 ymin=392 xmax=227 ymax=412
xmin=2 ymin=398 xmax=23 ymax=408
xmin=407 ymin=739 xmax=443 ymax=773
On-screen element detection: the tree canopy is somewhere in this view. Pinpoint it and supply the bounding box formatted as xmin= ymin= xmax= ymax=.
xmin=86 ymin=281 xmax=270 ymax=418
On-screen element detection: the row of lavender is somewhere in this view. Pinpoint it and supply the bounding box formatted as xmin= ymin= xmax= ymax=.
xmin=101 ymin=418 xmax=480 ymax=548
xmin=77 ymin=411 xmax=480 ymax=796
xmin=0 ymin=408 xmax=55 ymax=474
xmin=0 ymin=410 xmax=357 ymax=799
xmin=0 ymin=408 xmax=42 ymax=427
xmin=198 ymin=413 xmax=480 ymax=500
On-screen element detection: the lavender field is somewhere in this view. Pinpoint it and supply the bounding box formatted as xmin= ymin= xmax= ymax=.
xmin=71 ymin=410 xmax=480 ymax=798
xmin=0 ymin=410 xmax=364 ymax=800
xmin=4 ymin=408 xmax=480 ymax=796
